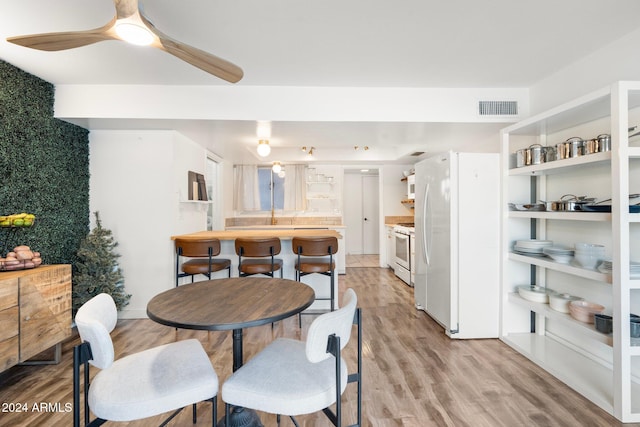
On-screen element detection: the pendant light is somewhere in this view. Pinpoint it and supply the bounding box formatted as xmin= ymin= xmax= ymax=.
xmin=272 ymin=161 xmax=282 ymax=174
xmin=257 ymin=139 xmax=271 ymax=157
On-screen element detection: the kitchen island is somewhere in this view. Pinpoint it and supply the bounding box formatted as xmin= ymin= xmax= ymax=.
xmin=171 ymin=228 xmax=345 ymax=312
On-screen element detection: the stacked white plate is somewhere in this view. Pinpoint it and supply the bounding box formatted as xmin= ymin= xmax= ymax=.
xmin=513 ymin=239 xmax=553 ymax=256
xmin=516 ymin=285 xmax=557 ymax=303
xmin=598 ymin=259 xmax=640 ymax=279
xmin=542 ymin=246 xmax=575 ymax=264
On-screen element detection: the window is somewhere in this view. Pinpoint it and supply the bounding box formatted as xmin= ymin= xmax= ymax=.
xmin=258 ymin=167 xmax=284 ymax=211
xmin=233 ymin=164 xmax=306 ymax=212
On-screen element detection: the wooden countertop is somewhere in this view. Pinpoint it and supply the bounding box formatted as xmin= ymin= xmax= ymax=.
xmin=171 ymin=229 xmax=343 ymax=241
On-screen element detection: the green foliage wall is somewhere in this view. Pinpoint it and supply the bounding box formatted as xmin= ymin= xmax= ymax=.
xmin=0 ymin=59 xmax=89 ymax=264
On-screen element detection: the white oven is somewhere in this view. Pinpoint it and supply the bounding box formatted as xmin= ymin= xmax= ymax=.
xmin=394 ymin=224 xmax=414 ymax=286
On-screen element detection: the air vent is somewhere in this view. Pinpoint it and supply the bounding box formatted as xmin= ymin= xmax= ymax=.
xmin=410 ymin=151 xmax=425 ymax=156
xmin=478 ymin=100 xmax=518 ymax=116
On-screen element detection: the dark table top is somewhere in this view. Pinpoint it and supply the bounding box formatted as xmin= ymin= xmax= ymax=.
xmin=147 ymin=277 xmax=315 ymax=331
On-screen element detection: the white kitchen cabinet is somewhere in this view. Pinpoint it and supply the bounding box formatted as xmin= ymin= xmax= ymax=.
xmin=500 ymin=81 xmax=640 ymax=422
xmin=385 ymin=225 xmax=395 ymax=270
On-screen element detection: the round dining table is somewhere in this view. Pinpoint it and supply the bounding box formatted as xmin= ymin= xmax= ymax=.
xmin=146 ymin=277 xmax=315 ymax=427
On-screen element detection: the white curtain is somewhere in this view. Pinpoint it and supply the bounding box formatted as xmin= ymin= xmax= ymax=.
xmin=283 ymin=164 xmax=307 ymax=211
xmin=233 ymin=165 xmax=260 ymax=211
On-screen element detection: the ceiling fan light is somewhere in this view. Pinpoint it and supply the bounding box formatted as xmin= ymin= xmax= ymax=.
xmin=115 ymin=22 xmax=154 ymax=46
xmin=257 ymin=139 xmax=271 ymax=157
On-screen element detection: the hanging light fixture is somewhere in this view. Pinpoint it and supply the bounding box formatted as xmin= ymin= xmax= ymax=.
xmin=278 ymin=170 xmax=286 ymax=178
xmin=257 ymin=139 xmax=271 ymax=157
xmin=272 ymin=161 xmax=282 ymax=174
xmin=115 ymin=22 xmax=154 ymax=46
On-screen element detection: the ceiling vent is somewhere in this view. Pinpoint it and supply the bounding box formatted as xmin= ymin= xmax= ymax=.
xmin=478 ymin=100 xmax=518 ymax=116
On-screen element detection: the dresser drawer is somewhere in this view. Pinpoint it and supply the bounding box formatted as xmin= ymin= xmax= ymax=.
xmin=0 ymin=306 xmax=19 ymax=341
xmin=0 ymin=335 xmax=19 ymax=371
xmin=0 ymin=277 xmax=18 ymax=311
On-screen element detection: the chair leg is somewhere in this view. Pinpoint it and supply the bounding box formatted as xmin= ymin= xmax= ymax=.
xmin=211 ymin=396 xmax=217 ymax=427
xmin=192 ymin=403 xmax=197 ymax=424
xmin=330 ymin=269 xmax=335 ymax=311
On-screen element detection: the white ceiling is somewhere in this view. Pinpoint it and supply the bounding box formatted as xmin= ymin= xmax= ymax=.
xmin=2 ymin=0 xmax=640 ymax=163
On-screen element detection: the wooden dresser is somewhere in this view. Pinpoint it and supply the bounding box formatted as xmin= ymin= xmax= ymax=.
xmin=0 ymin=265 xmax=72 ymax=372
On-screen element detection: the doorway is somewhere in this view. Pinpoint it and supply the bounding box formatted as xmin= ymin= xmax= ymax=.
xmin=344 ymin=169 xmax=380 ymax=266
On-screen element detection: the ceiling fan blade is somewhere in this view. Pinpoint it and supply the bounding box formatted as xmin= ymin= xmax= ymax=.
xmin=140 ymin=14 xmax=243 ymax=83
xmin=6 ymin=19 xmax=118 ymax=51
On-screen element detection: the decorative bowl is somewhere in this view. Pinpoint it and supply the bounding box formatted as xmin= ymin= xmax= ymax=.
xmin=516 ymin=285 xmax=556 ymax=304
xmin=594 ymin=314 xmax=613 ymax=334
xmin=631 ymin=318 xmax=640 ymax=338
xmin=548 ymin=293 xmax=583 ymax=313
xmin=568 ymin=300 xmax=605 ymax=323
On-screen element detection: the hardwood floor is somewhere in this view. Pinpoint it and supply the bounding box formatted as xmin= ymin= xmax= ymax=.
xmin=346 ymin=254 xmax=380 ymax=268
xmin=0 ymin=267 xmax=636 ymax=426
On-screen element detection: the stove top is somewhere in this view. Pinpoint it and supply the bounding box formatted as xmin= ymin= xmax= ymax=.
xmin=394 ymin=223 xmax=415 ymax=234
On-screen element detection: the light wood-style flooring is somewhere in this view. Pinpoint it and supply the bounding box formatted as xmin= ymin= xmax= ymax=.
xmin=0 ymin=267 xmax=637 ymax=426
xmin=346 ymin=254 xmax=380 ymax=268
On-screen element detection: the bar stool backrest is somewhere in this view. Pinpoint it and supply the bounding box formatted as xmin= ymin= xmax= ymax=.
xmin=235 ymin=237 xmax=281 ymax=257
xmin=176 ymin=238 xmax=221 ymax=257
xmin=292 ymin=236 xmax=338 ymax=256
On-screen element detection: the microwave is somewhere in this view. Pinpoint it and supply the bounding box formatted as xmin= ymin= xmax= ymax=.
xmin=407 ymin=174 xmax=415 ymax=200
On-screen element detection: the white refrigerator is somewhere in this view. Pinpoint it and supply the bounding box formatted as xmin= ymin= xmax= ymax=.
xmin=414 ymin=151 xmax=500 ymax=339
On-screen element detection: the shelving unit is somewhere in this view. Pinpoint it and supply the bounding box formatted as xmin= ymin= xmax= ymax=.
xmin=305 ymin=166 xmax=342 ymax=214
xmin=500 ymin=81 xmax=640 ymax=422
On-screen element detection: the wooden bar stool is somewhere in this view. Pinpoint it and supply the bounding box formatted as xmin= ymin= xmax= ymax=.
xmin=292 ymin=236 xmax=338 ymax=326
xmin=235 ymin=237 xmax=283 ymax=278
xmin=175 ymin=238 xmax=231 ymax=287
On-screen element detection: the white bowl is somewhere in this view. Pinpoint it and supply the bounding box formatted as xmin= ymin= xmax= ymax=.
xmin=549 ymin=293 xmax=583 ymax=313
xmin=574 ymin=252 xmax=603 ymax=269
xmin=543 ymin=247 xmax=574 ymax=263
xmin=574 ymin=242 xmax=605 ymax=251
xmin=547 ymin=253 xmax=574 ymax=264
xmin=517 ymin=285 xmax=556 ymax=303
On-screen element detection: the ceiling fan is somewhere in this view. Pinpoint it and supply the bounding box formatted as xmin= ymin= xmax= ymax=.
xmin=6 ymin=0 xmax=243 ymax=83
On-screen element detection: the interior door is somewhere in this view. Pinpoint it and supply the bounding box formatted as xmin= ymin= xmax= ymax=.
xmin=344 ymin=174 xmax=363 ymax=254
xmin=362 ymin=175 xmax=379 ymax=254
xmin=344 ymin=172 xmax=380 ymax=255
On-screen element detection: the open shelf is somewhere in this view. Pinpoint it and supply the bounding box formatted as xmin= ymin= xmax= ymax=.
xmin=503 ymin=333 xmax=615 ymax=413
xmin=509 ymin=211 xmax=611 ymax=221
xmin=508 ymin=252 xmax=612 ymax=283
xmin=501 ymin=82 xmax=640 ymax=422
xmin=509 ymin=151 xmax=612 ymax=176
xmin=508 ymin=293 xmax=612 ymax=345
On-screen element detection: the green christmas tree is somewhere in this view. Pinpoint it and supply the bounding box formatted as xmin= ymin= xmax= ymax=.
xmin=72 ymin=211 xmax=131 ymax=312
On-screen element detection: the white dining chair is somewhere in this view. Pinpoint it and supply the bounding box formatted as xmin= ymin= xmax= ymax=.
xmin=222 ymin=288 xmax=362 ymax=427
xmin=73 ymin=293 xmax=219 ymax=426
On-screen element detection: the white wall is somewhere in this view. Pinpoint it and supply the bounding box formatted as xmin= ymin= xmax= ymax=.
xmin=381 ymin=165 xmax=414 ymax=216
xmin=55 ymin=86 xmax=529 ymax=124
xmin=530 ymin=27 xmax=640 ymax=114
xmin=89 ymin=130 xmax=209 ymax=318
